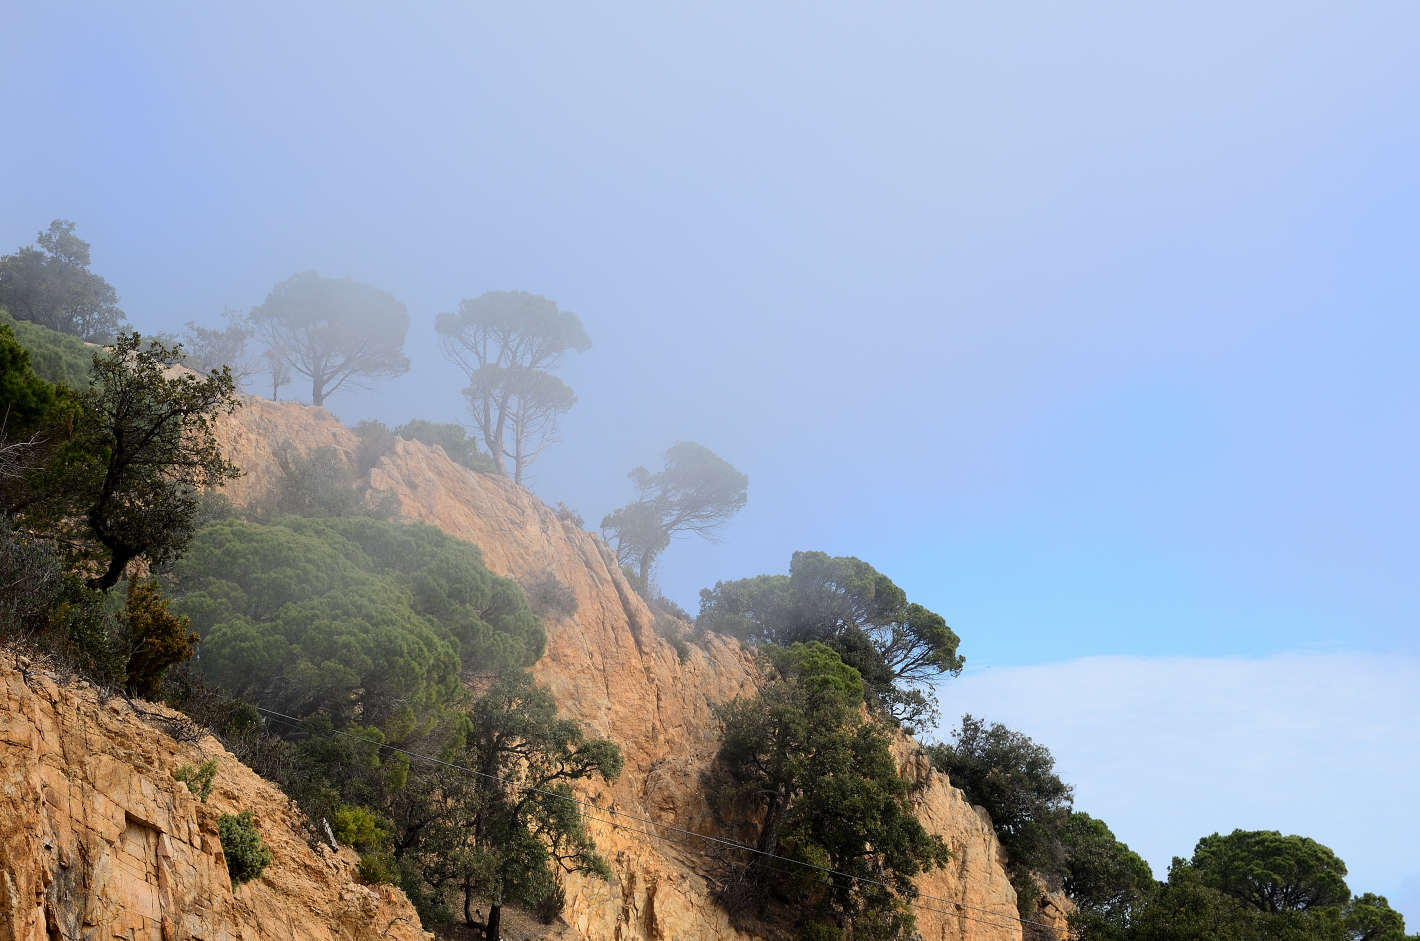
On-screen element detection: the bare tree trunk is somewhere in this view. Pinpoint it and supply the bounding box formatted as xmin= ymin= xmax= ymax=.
xmin=311 ymin=372 xmax=324 ymax=406
xmin=487 ymin=900 xmax=502 ymax=941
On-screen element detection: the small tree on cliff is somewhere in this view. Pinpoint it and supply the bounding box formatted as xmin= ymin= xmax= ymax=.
xmin=926 ymin=715 xmax=1074 ymax=919
xmin=455 ymin=672 xmax=622 ymax=941
xmin=600 ymin=441 xmax=748 ymax=584
xmin=698 ymin=551 xmax=961 ymax=730
xmin=434 ymin=290 xmax=590 ymax=484
xmin=251 ymin=271 xmax=411 ymax=406
xmin=716 ymin=642 xmax=949 ymax=939
xmin=31 ymin=333 xmax=241 ymax=591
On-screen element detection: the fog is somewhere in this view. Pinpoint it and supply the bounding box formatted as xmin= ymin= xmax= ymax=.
xmin=5 ymin=2 xmax=1419 ymax=916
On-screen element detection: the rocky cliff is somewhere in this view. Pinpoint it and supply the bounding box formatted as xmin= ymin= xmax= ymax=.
xmin=214 ymin=396 xmax=1035 ymax=941
xmin=0 ymin=393 xmax=1045 ymax=941
xmin=0 ymin=651 xmax=427 ymax=941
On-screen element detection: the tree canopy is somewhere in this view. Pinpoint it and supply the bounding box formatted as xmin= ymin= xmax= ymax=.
xmin=1069 ymin=829 xmax=1418 ymax=941
xmin=251 ymin=271 xmax=410 ymax=406
xmin=1061 ymin=812 xmax=1156 ymax=935
xmin=601 ymin=441 xmax=748 ymax=584
xmin=434 ymin=290 xmax=590 ymax=484
xmin=182 ymin=307 xmax=260 ymax=387
xmin=31 ymin=333 xmax=242 ymax=590
xmin=175 ymin=515 xmax=545 ymax=725
xmin=1190 ymin=830 xmax=1351 ymax=915
xmin=716 ymin=641 xmax=949 ymax=939
xmin=449 ymin=672 xmax=622 ymax=940
xmin=698 ymin=550 xmax=962 ymax=728
xmin=0 ymin=220 xmax=127 ymax=341
xmin=927 ymin=714 xmax=1075 ymax=917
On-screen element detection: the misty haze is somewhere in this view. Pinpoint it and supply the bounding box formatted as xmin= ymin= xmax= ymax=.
xmin=1 ymin=5 xmax=1417 ymax=941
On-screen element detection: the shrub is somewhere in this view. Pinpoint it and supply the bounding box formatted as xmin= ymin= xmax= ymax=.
xmin=352 ymin=419 xmax=396 ymax=475
xmin=262 ymin=444 xmax=400 ymax=520
xmin=521 ymin=569 xmax=578 ymax=621
xmin=357 ymin=851 xmax=399 ymax=885
xmin=552 ymin=502 xmax=584 ymax=528
xmin=125 ymin=579 xmax=199 ymax=699
xmin=534 ymin=880 xmax=567 ymax=924
xmin=174 ymin=759 xmax=218 ymax=802
xmin=654 ymin=614 xmax=690 ymax=663
xmin=218 ymin=810 xmax=272 ymax=888
xmin=331 ymin=804 xmax=387 ymax=850
xmin=392 ymin=419 xmax=494 ymax=473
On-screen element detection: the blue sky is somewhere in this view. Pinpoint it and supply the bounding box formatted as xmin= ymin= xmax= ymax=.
xmin=4 ymin=1 xmax=1417 ymax=915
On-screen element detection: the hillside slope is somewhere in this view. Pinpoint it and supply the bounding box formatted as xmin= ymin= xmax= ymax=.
xmin=215 ymin=396 xmax=1039 ymax=941
xmin=0 ymin=651 xmax=428 ymax=941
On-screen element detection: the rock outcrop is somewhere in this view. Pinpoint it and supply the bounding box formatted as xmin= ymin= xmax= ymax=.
xmin=0 ymin=652 xmax=427 ymax=941
xmin=0 ymin=394 xmax=1039 ymax=941
xmin=211 ymin=397 xmax=1033 ymax=941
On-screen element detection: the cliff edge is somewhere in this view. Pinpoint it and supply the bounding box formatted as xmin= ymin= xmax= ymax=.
xmin=217 ymin=396 xmax=1032 ymax=941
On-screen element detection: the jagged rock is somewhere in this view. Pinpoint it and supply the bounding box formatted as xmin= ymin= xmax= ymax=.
xmin=1 ymin=394 xmax=1034 ymax=941
xmin=0 ymin=655 xmax=428 ymax=941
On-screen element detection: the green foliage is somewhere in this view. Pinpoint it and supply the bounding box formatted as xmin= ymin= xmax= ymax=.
xmin=1074 ymin=833 xmax=1413 ymax=941
xmin=262 ymin=443 xmax=400 ymax=520
xmin=654 ymin=613 xmax=691 ymax=662
xmin=357 ymin=851 xmax=400 ymax=885
xmin=251 ymin=271 xmax=410 ymax=406
xmin=926 ymin=715 xmax=1074 ymax=917
xmin=699 ymin=550 xmax=962 ymax=729
xmin=552 ymin=502 xmax=584 ymax=527
xmin=0 ymin=322 xmax=75 ymax=439
xmin=0 ymin=220 xmax=127 ymax=341
xmin=458 ymin=673 xmax=621 ymax=933
xmin=393 ymin=419 xmax=495 ymax=473
xmin=0 ymin=310 xmax=95 ymax=386
xmin=175 ymin=516 xmax=544 ymax=724
xmin=716 ymin=642 xmax=948 ymax=939
xmin=352 ymin=419 xmax=396 ymax=475
xmin=435 ymin=290 xmax=590 ymax=484
xmin=125 ymin=579 xmax=200 ymax=699
xmin=1191 ymin=830 xmax=1351 ymax=914
xmin=0 ymin=517 xmax=126 ymax=685
xmin=33 ymin=332 xmax=241 ymax=591
xmin=601 ymin=441 xmax=748 ymax=582
xmin=174 ymin=759 xmax=218 ymax=802
xmin=1343 ymin=894 xmax=1412 ymax=941
xmin=218 ymin=810 xmax=273 ymax=888
xmin=372 ymin=672 xmax=621 ymax=940
xmin=1062 ymin=811 xmax=1156 ymax=939
xmin=332 ymin=804 xmax=388 ymax=850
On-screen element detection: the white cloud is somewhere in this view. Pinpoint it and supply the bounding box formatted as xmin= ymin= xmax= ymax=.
xmin=930 ymin=652 xmax=1420 ymax=923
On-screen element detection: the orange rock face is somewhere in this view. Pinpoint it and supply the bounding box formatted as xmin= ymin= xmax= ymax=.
xmin=0 ymin=653 xmax=427 ymax=941
xmin=0 ymin=394 xmax=1038 ymax=941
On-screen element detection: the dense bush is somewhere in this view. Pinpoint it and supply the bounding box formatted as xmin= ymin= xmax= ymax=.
xmin=125 ymin=579 xmax=200 ymax=698
xmin=174 ymin=515 xmax=544 ymax=724
xmin=218 ymin=810 xmax=273 ymax=888
xmin=262 ymin=444 xmax=400 ymax=521
xmin=393 ymin=419 xmax=496 ymax=473
xmin=0 ymin=311 xmax=94 ymax=386
xmin=927 ymin=714 xmax=1074 ymax=918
